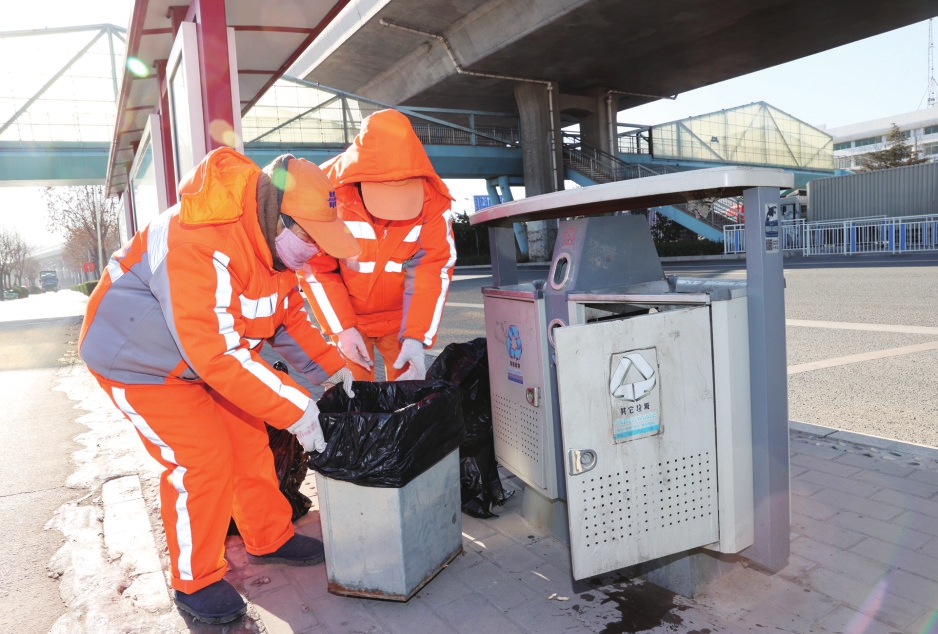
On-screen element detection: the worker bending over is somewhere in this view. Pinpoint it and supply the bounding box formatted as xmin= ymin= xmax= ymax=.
xmin=302 ymin=108 xmax=457 ymax=381
xmin=79 ymin=148 xmax=358 ymax=624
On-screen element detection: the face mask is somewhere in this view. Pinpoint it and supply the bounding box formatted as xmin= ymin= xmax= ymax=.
xmin=275 ymin=227 xmax=320 ymax=270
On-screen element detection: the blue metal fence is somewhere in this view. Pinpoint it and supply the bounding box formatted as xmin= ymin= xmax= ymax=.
xmin=724 ymin=214 xmax=938 ymax=256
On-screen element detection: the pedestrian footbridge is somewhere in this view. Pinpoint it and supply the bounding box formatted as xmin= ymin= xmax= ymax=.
xmin=0 ymin=24 xmax=839 ymax=242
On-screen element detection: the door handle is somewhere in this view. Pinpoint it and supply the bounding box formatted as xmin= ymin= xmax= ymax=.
xmin=568 ymin=449 xmax=597 ymax=476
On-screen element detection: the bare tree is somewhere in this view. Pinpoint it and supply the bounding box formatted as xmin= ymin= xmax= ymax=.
xmin=43 ymin=186 xmax=122 ymax=277
xmin=0 ymin=228 xmax=28 ymax=299
xmin=8 ymin=235 xmax=30 ymax=287
xmin=23 ymin=257 xmax=40 ymax=289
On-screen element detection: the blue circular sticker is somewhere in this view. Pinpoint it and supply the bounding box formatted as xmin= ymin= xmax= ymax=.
xmin=506 ymin=325 xmax=523 ymax=360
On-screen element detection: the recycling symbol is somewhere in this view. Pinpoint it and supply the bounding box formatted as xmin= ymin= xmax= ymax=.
xmin=506 ymin=325 xmax=523 ymax=360
xmin=610 ymin=352 xmax=656 ymax=402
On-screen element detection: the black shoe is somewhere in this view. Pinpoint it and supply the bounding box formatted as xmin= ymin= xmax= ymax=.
xmin=173 ymin=579 xmax=246 ymax=624
xmin=247 ymin=534 xmax=325 ymax=566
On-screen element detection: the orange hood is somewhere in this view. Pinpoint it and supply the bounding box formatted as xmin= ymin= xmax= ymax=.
xmin=322 ymin=109 xmax=453 ymax=203
xmin=176 ymin=147 xmax=270 ymax=266
xmin=178 ymin=147 xmax=260 ymax=226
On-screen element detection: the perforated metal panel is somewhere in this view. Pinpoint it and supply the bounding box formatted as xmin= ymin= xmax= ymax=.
xmin=578 ymin=451 xmax=715 ymax=549
xmin=555 ymin=306 xmax=719 ymax=580
xmin=493 ymin=394 xmax=544 ymax=474
xmin=483 ymin=290 xmax=560 ymax=498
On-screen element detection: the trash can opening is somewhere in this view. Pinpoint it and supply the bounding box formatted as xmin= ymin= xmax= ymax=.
xmin=310 ymin=380 xmax=465 ymax=488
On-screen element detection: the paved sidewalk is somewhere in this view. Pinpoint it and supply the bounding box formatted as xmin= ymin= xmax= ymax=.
xmin=154 ymin=422 xmax=938 ymax=634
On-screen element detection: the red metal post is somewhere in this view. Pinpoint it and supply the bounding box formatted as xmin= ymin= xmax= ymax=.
xmin=190 ymin=0 xmax=235 ymax=152
xmin=167 ymin=5 xmax=187 ymax=37
xmin=154 ymin=59 xmax=177 ymax=207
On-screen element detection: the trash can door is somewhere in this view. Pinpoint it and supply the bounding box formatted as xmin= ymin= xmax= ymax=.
xmin=554 ymin=306 xmax=719 ymax=580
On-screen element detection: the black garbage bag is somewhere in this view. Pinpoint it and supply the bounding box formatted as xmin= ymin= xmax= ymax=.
xmin=266 ymin=424 xmax=313 ymax=521
xmin=309 ymin=380 xmax=465 ymax=488
xmin=270 ymin=361 xmax=313 ymax=521
xmin=426 ymin=338 xmax=514 ymax=518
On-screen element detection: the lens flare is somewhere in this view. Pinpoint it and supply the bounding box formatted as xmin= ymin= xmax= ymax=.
xmin=209 ymin=119 xmax=241 ymax=149
xmin=125 ymin=57 xmax=150 ymax=78
xmin=270 ymin=166 xmax=294 ymax=192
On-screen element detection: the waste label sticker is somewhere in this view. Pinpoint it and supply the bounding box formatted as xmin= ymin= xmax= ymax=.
xmin=608 ymin=348 xmax=661 ymax=443
xmin=765 ymin=203 xmax=779 ymax=252
xmin=562 ymin=227 xmax=577 ymax=246
xmin=506 ymin=325 xmax=524 ymax=384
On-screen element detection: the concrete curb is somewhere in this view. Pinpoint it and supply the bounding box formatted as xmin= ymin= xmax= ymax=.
xmin=789 ymin=419 xmax=938 ymax=462
xmin=454 ymin=262 xmax=548 ymax=271
xmin=658 ymin=253 xmax=744 ymax=262
xmin=102 ymin=475 xmax=171 ymax=611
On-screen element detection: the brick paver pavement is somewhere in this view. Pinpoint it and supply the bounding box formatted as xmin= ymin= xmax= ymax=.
xmin=189 ymin=425 xmax=938 ymax=633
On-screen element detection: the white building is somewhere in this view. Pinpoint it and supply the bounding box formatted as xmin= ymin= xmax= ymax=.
xmin=827 ymin=107 xmax=938 ymax=170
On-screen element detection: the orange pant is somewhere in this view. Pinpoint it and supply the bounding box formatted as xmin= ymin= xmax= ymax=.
xmin=335 ymin=331 xmax=406 ymax=381
xmin=101 ymin=380 xmax=294 ymax=593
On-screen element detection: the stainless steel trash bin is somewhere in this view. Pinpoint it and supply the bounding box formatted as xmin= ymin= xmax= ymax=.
xmin=315 ymin=449 xmax=463 ymax=601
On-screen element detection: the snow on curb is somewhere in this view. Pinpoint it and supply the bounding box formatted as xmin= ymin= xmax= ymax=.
xmin=47 ymin=364 xmax=186 ymax=633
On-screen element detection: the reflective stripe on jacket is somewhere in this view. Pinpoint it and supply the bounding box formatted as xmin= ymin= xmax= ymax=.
xmin=79 ymin=147 xmax=345 ymax=429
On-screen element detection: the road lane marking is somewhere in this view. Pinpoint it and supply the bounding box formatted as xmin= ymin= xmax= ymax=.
xmin=788 ymin=340 xmax=938 ymax=375
xmin=441 ymin=307 xmax=938 ymax=373
xmin=452 ymin=274 xmax=492 ymax=281
xmin=786 ymin=319 xmax=938 ymax=336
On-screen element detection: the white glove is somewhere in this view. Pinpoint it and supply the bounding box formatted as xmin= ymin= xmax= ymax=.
xmin=337 ymin=327 xmax=374 ymax=370
xmin=287 ymin=401 xmax=326 ymax=453
xmin=392 ymin=338 xmax=426 ymax=381
xmin=323 ymin=366 xmax=355 ymax=398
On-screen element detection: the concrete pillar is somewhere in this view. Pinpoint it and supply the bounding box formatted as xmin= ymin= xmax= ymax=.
xmin=484 ymin=179 xmax=501 ymax=206
xmin=514 ymin=81 xmax=563 ymax=261
xmin=497 ymin=175 xmax=529 ymax=259
xmin=579 ymin=88 xmax=618 ymax=158
xmin=485 ymin=177 xmax=528 ymax=260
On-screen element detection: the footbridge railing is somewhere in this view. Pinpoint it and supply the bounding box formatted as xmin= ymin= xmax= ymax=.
xmin=724 ymin=214 xmax=938 ymax=256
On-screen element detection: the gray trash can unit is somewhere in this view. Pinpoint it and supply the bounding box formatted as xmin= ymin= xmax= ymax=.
xmin=471 ymin=167 xmax=794 ymax=592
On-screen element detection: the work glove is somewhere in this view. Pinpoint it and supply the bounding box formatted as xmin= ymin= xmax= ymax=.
xmin=392 ymin=338 xmax=427 ymax=381
xmin=337 ymin=327 xmax=374 ymax=370
xmin=322 ymin=366 xmax=355 ymax=398
xmin=287 ymin=400 xmax=326 ymax=453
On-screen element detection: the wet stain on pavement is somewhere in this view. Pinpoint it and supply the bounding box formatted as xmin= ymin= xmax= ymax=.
xmin=589 ymin=576 xmax=690 ymax=634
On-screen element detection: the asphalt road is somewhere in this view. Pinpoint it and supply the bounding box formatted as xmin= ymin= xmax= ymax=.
xmin=437 ymin=252 xmax=938 ymax=448
xmin=0 ymin=315 xmax=85 ymax=632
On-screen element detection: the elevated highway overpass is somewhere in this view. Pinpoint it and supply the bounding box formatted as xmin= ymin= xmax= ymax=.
xmin=293 ymin=0 xmax=936 ymax=114
xmin=291 ymin=0 xmax=937 ymax=176
xmin=286 ymin=0 xmax=937 ymax=253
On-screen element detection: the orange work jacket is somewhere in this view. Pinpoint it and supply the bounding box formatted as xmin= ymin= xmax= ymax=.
xmin=79 ymin=148 xmax=345 ymax=429
xmin=301 ymin=109 xmax=456 ymax=347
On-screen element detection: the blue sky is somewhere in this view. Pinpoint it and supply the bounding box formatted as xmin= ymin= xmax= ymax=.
xmin=2 ymin=3 xmax=935 ymax=246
